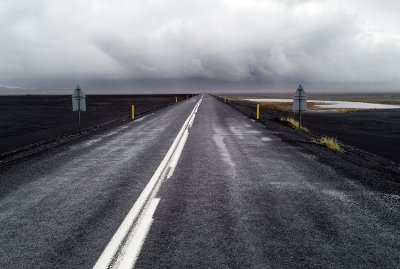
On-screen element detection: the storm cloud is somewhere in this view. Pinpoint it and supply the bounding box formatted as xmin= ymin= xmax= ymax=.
xmin=0 ymin=0 xmax=399 ymax=91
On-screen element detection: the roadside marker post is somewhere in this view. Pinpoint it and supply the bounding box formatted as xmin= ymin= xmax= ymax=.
xmin=72 ymin=84 xmax=86 ymax=133
xmin=131 ymin=105 xmax=135 ymax=120
xmin=256 ymin=104 xmax=260 ymax=120
xmin=224 ymin=97 xmax=227 ymax=103
xmin=293 ymin=84 xmax=308 ymax=128
xmin=175 ymin=96 xmax=178 ymax=103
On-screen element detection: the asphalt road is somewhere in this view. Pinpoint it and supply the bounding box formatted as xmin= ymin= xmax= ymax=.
xmin=1 ymin=95 xmax=400 ymax=268
xmin=0 ymin=97 xmax=198 ymax=268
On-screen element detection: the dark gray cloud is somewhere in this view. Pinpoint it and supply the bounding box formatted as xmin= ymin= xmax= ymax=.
xmin=0 ymin=0 xmax=399 ymax=92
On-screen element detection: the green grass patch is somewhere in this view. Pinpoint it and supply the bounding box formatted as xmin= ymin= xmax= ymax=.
xmin=314 ymin=136 xmax=344 ymax=152
xmin=280 ymin=117 xmax=309 ymax=132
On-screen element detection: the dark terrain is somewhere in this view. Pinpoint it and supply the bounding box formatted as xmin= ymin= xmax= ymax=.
xmin=0 ymin=94 xmax=189 ymax=155
xmin=302 ymin=110 xmax=400 ymax=163
xmin=225 ymin=93 xmax=400 ymax=163
xmin=1 ymin=95 xmax=399 ymax=268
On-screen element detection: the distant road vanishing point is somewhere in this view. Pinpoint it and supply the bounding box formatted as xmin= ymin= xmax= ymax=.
xmin=0 ymin=95 xmax=399 ymax=268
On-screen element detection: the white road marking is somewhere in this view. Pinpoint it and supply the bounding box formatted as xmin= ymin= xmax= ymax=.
xmin=93 ymin=96 xmax=203 ymax=269
xmin=104 ymin=130 xmax=119 ymax=137
xmin=113 ymin=198 xmax=160 ymax=269
xmin=261 ymin=137 xmax=272 ymax=142
xmin=188 ymin=114 xmax=196 ymax=128
xmin=135 ymin=113 xmax=154 ymax=122
xmin=85 ymin=138 xmax=102 ymax=146
xmin=166 ymin=130 xmax=189 ymax=179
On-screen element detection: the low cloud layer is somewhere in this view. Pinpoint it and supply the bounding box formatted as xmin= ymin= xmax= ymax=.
xmin=1 ymin=0 xmax=400 ymax=91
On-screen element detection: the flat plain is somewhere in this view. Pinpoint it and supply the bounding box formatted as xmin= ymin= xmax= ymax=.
xmin=227 ymin=92 xmax=400 ymax=163
xmin=0 ymin=94 xmax=188 ymax=156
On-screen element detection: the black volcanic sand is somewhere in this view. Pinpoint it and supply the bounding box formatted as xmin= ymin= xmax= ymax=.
xmin=0 ymin=94 xmax=189 ymax=155
xmin=301 ymin=110 xmax=400 ymax=163
xmin=226 ymin=98 xmax=400 ymax=164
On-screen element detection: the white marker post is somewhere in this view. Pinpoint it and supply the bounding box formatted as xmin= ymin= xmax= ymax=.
xmin=293 ymin=84 xmax=307 ymax=128
xmin=72 ymin=84 xmax=86 ymax=133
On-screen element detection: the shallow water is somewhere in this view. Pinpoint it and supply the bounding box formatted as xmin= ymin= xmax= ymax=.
xmin=244 ymin=98 xmax=400 ymax=109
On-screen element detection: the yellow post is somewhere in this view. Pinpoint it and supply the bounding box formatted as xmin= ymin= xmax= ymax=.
xmin=256 ymin=104 xmax=260 ymax=120
xmin=224 ymin=97 xmax=227 ymax=103
xmin=175 ymin=96 xmax=178 ymax=103
xmin=131 ymin=105 xmax=135 ymax=120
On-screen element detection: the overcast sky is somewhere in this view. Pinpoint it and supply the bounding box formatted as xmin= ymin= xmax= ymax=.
xmin=1 ymin=0 xmax=400 ymax=92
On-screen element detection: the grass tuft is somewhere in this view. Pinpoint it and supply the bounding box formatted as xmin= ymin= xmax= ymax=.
xmin=261 ymin=102 xmax=319 ymax=112
xmin=280 ymin=117 xmax=309 ymax=132
xmin=314 ymin=136 xmax=344 ymax=152
xmin=336 ymin=108 xmax=364 ymax=113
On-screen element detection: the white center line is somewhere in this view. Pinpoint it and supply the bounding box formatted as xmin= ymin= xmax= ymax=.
xmin=93 ymin=96 xmax=203 ymax=269
xmin=135 ymin=113 xmax=154 ymax=122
